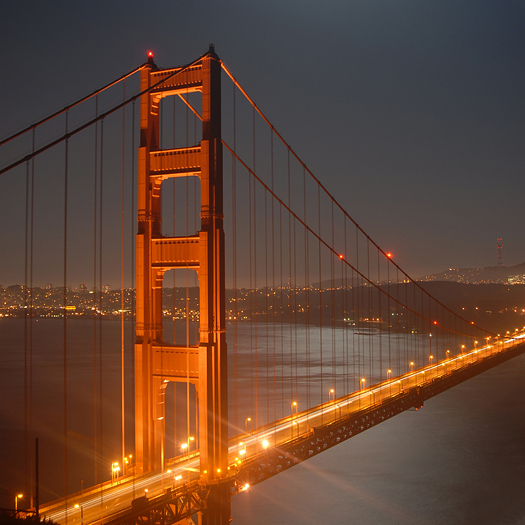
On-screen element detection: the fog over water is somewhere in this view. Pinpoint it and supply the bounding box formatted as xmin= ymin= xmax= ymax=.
xmin=1 ymin=318 xmax=525 ymax=523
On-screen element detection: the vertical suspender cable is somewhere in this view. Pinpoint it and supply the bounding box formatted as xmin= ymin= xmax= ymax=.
xmin=63 ymin=111 xmax=69 ymax=518
xmin=386 ymin=259 xmax=392 ymax=370
xmin=271 ymin=132 xmax=276 ymax=426
xmin=265 ymin=176 xmax=269 ymax=424
xmin=317 ymin=186 xmax=323 ymax=410
xmin=232 ymin=84 xmax=238 ymax=432
xmin=279 ymin=195 xmax=284 ymax=418
xmin=120 ymin=81 xmax=126 ymax=472
xmin=378 ymin=250 xmax=382 ymax=382
xmin=24 ymin=157 xmax=30 ymax=501
xmin=288 ymin=152 xmax=293 ymax=407
xmin=29 ymin=131 xmax=35 ymax=506
xmin=253 ymin=108 xmax=258 ymax=428
xmin=99 ymin=119 xmax=104 ymax=512
xmin=331 ymin=201 xmax=335 ymax=395
xmin=355 ymin=226 xmax=360 ymax=388
xmin=93 ymin=97 xmax=99 ymax=485
xmin=185 ymin=91 xmax=191 ymax=447
xmin=303 ymin=168 xmax=310 ymax=420
xmin=172 ymin=98 xmax=177 ymax=346
xmin=249 ymin=138 xmax=254 ymax=420
xmin=293 ymin=219 xmax=298 ymax=404
xmin=130 ymin=101 xmax=136 ymax=495
xmin=343 ymin=217 xmax=348 ymax=396
xmin=397 ymin=268 xmax=400 ymax=374
xmin=193 ymin=110 xmax=198 ymax=350
xmin=367 ymin=240 xmax=372 ymax=382
xmin=24 ymin=133 xmax=36 ymax=502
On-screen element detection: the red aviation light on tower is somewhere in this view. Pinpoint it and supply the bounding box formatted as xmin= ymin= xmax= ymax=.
xmin=147 ymin=51 xmax=154 ymax=65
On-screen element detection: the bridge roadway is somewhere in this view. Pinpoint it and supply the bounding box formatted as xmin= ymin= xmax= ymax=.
xmin=41 ymin=332 xmax=525 ymax=525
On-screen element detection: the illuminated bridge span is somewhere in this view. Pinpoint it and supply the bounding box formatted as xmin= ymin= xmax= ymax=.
xmin=1 ymin=47 xmax=524 ymax=524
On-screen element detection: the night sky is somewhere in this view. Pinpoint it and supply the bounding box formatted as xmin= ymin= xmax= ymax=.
xmin=1 ymin=1 xmax=524 ymax=283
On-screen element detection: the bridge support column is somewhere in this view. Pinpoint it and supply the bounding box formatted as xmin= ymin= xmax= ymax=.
xmin=135 ymin=46 xmax=230 ymax=522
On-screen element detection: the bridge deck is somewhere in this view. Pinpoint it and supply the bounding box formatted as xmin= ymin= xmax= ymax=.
xmin=40 ymin=334 xmax=525 ymax=525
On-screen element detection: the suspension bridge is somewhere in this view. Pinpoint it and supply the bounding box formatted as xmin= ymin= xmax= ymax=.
xmin=1 ymin=46 xmax=524 ymax=524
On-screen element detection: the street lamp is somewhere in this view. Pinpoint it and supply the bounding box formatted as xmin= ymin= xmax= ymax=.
xmin=111 ymin=462 xmax=120 ymax=483
xmin=291 ymin=401 xmax=297 ymax=438
xmin=181 ymin=437 xmax=194 ymax=482
xmin=429 ymin=355 xmax=433 ymax=365
xmin=360 ymin=378 xmax=366 ymax=389
xmin=329 ymin=388 xmax=335 ymax=402
xmin=244 ymin=417 xmax=252 ymax=434
xmin=74 ymin=504 xmax=84 ymax=525
xmin=15 ymin=494 xmax=23 ymax=512
xmin=409 ymin=361 xmax=414 ymax=372
xmin=387 ymin=369 xmax=392 ymax=380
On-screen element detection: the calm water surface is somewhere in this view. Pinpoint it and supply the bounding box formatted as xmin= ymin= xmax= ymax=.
xmin=1 ymin=318 xmax=525 ymax=523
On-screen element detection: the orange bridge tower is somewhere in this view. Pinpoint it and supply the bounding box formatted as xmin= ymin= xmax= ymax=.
xmin=135 ymin=46 xmax=229 ymax=522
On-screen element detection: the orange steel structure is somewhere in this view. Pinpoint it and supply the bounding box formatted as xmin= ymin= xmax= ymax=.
xmin=135 ymin=46 xmax=229 ymax=522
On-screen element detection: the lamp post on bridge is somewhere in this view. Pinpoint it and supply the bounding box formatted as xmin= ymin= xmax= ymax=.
xmin=74 ymin=504 xmax=84 ymax=525
xmin=15 ymin=494 xmax=23 ymax=512
xmin=111 ymin=462 xmax=120 ymax=483
xmin=328 ymin=389 xmax=335 ymax=421
xmin=291 ymin=401 xmax=297 ymax=438
xmin=181 ymin=436 xmax=195 ymax=483
xmin=244 ymin=417 xmax=252 ymax=434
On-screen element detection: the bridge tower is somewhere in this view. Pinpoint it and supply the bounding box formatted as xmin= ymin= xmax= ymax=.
xmin=135 ymin=46 xmax=229 ymax=522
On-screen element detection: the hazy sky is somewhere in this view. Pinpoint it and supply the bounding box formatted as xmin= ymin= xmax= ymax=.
xmin=1 ymin=1 xmax=524 ymax=284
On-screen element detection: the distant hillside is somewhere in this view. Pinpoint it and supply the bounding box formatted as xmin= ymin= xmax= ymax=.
xmin=420 ymin=262 xmax=525 ymax=284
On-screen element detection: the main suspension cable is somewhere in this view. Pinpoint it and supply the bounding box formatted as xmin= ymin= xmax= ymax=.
xmin=221 ymin=61 xmax=494 ymax=338
xmin=0 ymin=65 xmax=146 ymax=147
